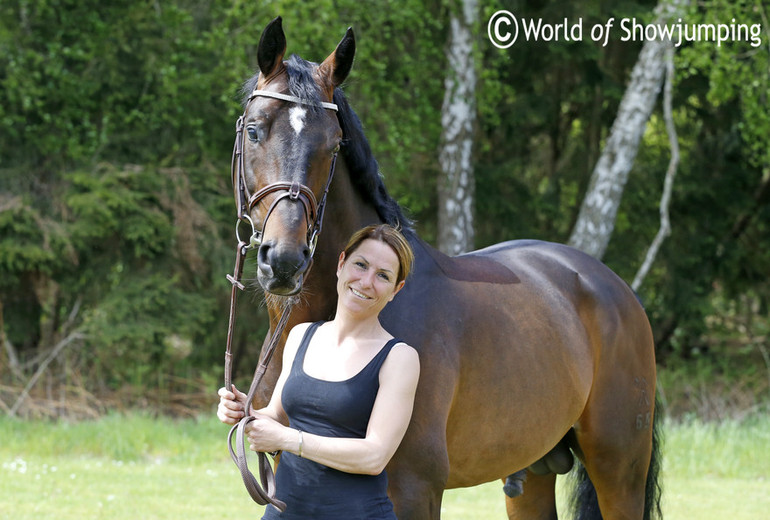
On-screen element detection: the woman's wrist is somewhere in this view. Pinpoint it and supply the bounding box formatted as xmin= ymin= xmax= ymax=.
xmin=297 ymin=429 xmax=304 ymax=458
xmin=283 ymin=427 xmax=304 ymax=457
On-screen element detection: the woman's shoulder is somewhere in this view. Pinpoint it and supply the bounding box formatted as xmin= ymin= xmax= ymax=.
xmin=288 ymin=321 xmax=315 ymax=337
xmin=283 ymin=321 xmax=320 ymax=362
xmin=377 ymin=340 xmax=419 ymax=396
xmin=389 ymin=339 xmax=417 ymax=356
xmin=382 ymin=340 xmax=419 ymax=374
xmin=288 ymin=320 xmax=328 ymax=341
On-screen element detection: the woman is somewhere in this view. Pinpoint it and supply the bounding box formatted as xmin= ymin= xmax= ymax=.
xmin=217 ymin=224 xmax=419 ymax=519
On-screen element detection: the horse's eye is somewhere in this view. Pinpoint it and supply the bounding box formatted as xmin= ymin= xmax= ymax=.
xmin=246 ymin=126 xmax=261 ymax=143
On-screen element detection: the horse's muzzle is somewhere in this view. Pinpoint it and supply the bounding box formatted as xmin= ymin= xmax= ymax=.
xmin=256 ymin=241 xmax=311 ymax=295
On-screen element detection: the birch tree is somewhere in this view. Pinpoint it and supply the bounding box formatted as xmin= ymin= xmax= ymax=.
xmin=568 ymin=0 xmax=689 ymax=259
xmin=632 ymin=45 xmax=677 ymax=291
xmin=438 ymin=0 xmax=477 ymax=255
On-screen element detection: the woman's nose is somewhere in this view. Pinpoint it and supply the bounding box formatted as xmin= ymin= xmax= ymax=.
xmin=359 ymin=270 xmax=375 ymax=288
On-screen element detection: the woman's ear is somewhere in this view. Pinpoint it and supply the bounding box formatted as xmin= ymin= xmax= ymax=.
xmin=336 ymin=251 xmax=346 ymax=277
xmin=389 ymin=280 xmax=406 ymax=301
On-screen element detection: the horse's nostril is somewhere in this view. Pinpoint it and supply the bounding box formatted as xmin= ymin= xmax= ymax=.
xmin=257 ymin=243 xmax=274 ymax=277
xmin=258 ymin=241 xmax=310 ymax=282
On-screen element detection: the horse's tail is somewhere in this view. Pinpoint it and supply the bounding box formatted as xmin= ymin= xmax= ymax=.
xmin=570 ymin=395 xmax=663 ymax=520
xmin=569 ymin=462 xmax=601 ymax=520
xmin=643 ymin=394 xmax=663 ymax=519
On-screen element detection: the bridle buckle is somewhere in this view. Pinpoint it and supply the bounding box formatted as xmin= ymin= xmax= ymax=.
xmin=288 ymin=182 xmax=301 ymax=201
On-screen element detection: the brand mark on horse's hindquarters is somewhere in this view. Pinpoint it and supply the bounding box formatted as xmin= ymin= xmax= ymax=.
xmin=634 ymin=377 xmax=651 ymax=430
xmin=289 ymin=106 xmax=306 ymax=135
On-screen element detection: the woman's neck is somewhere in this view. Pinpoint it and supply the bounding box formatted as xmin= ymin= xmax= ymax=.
xmin=327 ymin=311 xmax=389 ymax=346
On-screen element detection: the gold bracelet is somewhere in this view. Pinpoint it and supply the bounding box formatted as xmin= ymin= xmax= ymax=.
xmin=298 ymin=430 xmax=304 ymax=458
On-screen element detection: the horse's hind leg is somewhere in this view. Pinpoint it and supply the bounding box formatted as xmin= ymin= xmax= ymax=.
xmin=574 ymin=430 xmax=652 ymax=519
xmin=573 ymin=374 xmax=656 ymax=519
xmin=504 ymin=471 xmax=558 ymax=520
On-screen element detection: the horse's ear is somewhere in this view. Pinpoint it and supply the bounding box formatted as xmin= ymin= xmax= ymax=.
xmin=320 ymin=27 xmax=355 ymax=87
xmin=258 ymin=16 xmax=287 ymax=78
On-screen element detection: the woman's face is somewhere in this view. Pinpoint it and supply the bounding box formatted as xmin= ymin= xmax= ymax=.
xmin=336 ymin=238 xmax=405 ymax=317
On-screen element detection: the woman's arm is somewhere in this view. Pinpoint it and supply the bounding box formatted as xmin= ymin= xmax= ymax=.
xmin=247 ymin=342 xmax=420 ymax=475
xmin=217 ymin=322 xmax=311 ymax=426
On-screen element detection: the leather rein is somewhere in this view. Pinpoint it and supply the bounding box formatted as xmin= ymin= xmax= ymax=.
xmin=224 ymin=88 xmax=339 ymax=511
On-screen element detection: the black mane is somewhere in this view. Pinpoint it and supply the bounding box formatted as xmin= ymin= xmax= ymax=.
xmin=241 ymin=54 xmax=412 ymax=232
xmin=332 ymin=88 xmax=413 ymax=232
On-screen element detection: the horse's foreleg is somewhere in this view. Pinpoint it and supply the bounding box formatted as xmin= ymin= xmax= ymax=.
xmin=388 ymin=469 xmax=446 ymax=520
xmin=387 ymin=429 xmax=449 ymax=520
xmin=504 ymin=471 xmax=558 ymax=520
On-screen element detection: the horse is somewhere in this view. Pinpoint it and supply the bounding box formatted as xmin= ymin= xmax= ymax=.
xmin=230 ymin=16 xmax=661 ymax=520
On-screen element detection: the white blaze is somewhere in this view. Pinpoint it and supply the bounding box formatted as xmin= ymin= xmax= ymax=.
xmin=289 ymin=106 xmax=306 ymax=135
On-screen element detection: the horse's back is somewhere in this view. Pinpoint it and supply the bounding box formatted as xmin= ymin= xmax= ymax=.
xmin=468 ymin=238 xmax=654 ymax=364
xmin=470 ymin=239 xmax=625 ymax=288
xmin=398 ymin=236 xmax=648 ymax=360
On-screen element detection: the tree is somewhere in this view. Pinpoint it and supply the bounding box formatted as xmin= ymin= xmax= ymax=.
xmin=568 ymin=0 xmax=690 ymax=259
xmin=642 ymin=0 xmax=770 ymax=356
xmin=631 ymin=45 xmax=677 ymax=291
xmin=438 ymin=0 xmax=478 ymax=255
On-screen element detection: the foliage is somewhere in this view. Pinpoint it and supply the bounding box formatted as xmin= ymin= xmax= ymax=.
xmin=475 ymin=0 xmax=657 ymax=243
xmin=1 ymin=0 xmax=769 ymax=413
xmin=630 ymin=0 xmax=770 ymax=359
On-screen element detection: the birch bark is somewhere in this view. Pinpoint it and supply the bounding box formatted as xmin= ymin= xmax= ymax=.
xmin=568 ymin=0 xmax=689 ymax=259
xmin=632 ymin=45 xmax=677 ymax=291
xmin=438 ymin=0 xmax=477 ymax=255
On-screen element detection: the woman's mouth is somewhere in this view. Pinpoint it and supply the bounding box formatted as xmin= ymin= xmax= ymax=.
xmin=350 ymin=287 xmax=372 ymax=300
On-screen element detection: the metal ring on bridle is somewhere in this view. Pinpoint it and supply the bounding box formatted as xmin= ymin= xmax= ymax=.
xmin=235 ymin=214 xmax=261 ymax=249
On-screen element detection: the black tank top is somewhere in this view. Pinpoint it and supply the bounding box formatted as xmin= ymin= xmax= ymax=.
xmin=262 ymin=322 xmax=400 ymax=520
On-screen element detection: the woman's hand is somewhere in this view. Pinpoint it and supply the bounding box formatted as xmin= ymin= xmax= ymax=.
xmin=217 ymin=384 xmax=248 ymax=425
xmin=246 ymin=414 xmax=295 ymax=454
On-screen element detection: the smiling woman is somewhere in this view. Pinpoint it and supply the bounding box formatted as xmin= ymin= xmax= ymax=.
xmin=336 ymin=239 xmax=402 ymax=317
xmin=336 ymin=224 xmax=414 ymax=318
xmin=217 ymin=224 xmax=419 ymax=519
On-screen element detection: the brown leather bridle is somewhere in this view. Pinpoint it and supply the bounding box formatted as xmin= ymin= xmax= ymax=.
xmin=231 ymin=88 xmax=338 ymax=256
xmin=224 ymin=88 xmax=339 ymax=512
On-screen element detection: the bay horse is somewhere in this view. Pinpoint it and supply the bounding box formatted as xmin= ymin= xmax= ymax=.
xmin=232 ymin=16 xmax=661 ymax=520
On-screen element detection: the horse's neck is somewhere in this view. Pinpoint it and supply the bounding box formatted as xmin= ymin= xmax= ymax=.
xmin=325 ymin=158 xmax=382 ymax=243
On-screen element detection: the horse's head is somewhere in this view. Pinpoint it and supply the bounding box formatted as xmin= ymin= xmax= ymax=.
xmin=233 ymin=17 xmax=355 ymax=295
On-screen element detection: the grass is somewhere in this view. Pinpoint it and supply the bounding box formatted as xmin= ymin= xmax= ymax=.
xmin=1 ymin=414 xmax=769 ymax=519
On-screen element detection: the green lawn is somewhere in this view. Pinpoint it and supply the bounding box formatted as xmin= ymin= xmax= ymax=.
xmin=1 ymin=414 xmax=768 ymax=519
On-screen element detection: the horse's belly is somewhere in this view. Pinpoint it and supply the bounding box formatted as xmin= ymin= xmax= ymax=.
xmin=443 ymin=284 xmax=594 ymax=487
xmin=445 ymin=368 xmax=589 ymax=487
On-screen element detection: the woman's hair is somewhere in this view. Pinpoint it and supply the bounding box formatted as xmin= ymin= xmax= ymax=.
xmin=342 ymin=224 xmax=414 ymax=285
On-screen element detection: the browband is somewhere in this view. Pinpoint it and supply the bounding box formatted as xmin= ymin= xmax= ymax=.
xmin=249 ymin=89 xmax=338 ymax=112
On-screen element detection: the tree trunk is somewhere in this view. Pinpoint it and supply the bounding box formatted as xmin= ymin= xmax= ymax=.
xmin=632 ymin=45 xmax=677 ymax=291
xmin=438 ymin=0 xmax=477 ymax=255
xmin=568 ymin=0 xmax=689 ymax=259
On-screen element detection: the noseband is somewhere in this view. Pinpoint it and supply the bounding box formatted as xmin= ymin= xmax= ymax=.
xmin=225 ymin=88 xmax=339 ymax=512
xmin=231 ymin=88 xmax=339 ymax=255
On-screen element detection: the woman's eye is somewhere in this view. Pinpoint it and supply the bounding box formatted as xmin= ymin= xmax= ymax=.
xmin=354 ymin=261 xmax=366 ymax=269
xmin=378 ymin=273 xmax=391 ymax=282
